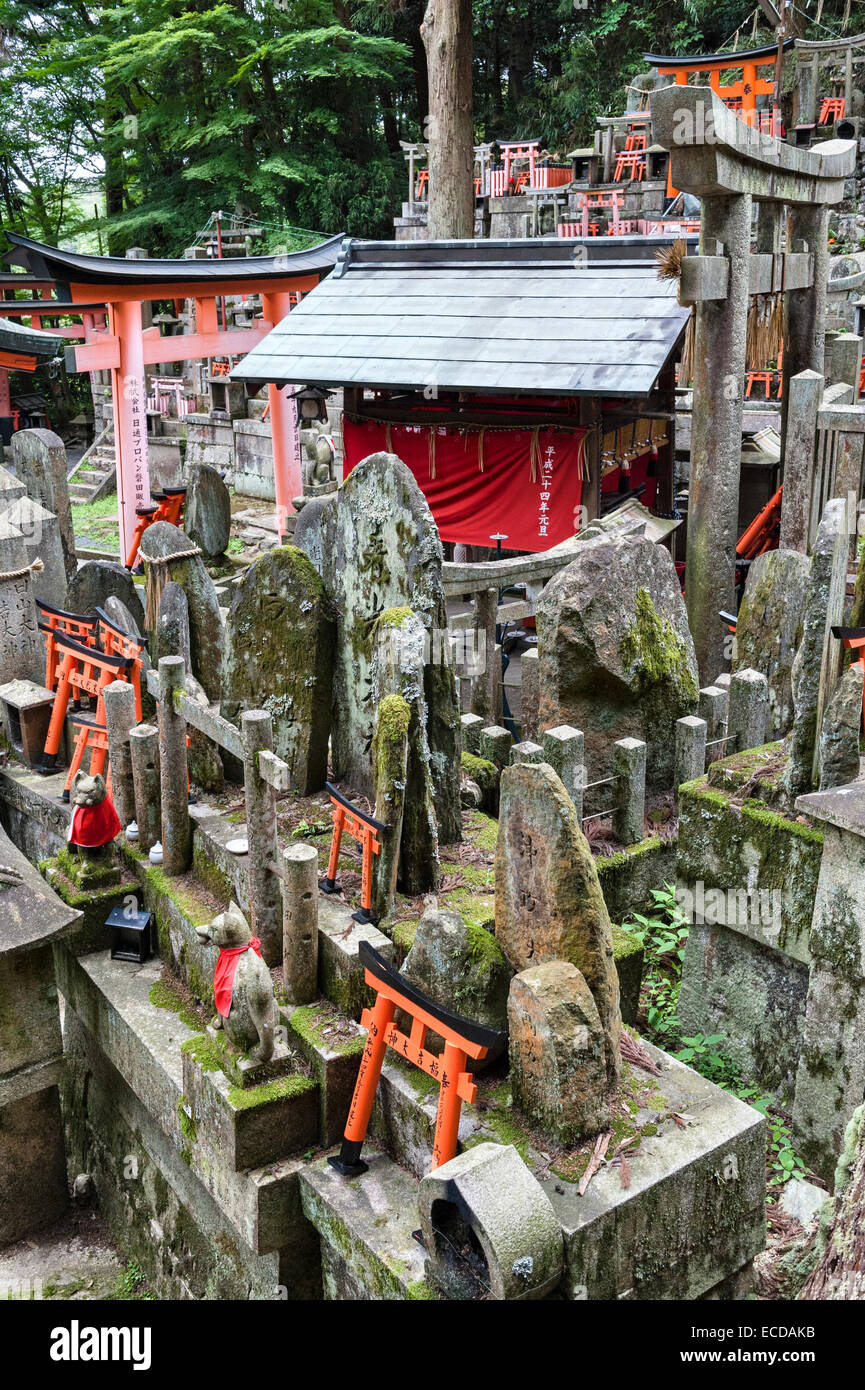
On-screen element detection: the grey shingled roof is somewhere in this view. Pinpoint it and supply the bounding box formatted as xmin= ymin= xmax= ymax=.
xmin=230 ymin=238 xmax=691 ymax=398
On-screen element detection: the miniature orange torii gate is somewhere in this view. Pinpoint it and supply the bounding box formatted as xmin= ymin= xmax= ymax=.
xmin=643 ymin=40 xmax=794 ymax=128
xmin=2 ymin=233 xmax=343 ymax=558
xmin=319 ymin=782 xmax=384 ymax=925
xmin=329 ymin=941 xmax=506 ymax=1176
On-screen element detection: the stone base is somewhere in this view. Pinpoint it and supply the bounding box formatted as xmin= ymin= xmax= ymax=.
xmin=182 ymin=1034 xmax=319 ymax=1171
xmin=283 ymin=1001 xmax=365 ymax=1146
xmin=0 ymin=1086 xmax=68 ymax=1245
xmin=205 ymin=1024 xmax=296 ymax=1090
xmin=308 ymin=1040 xmax=766 ymax=1299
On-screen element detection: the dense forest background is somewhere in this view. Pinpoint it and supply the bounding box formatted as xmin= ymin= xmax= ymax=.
xmin=0 ymin=0 xmax=859 ymax=254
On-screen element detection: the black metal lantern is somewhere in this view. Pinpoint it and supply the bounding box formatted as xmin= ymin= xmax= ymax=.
xmin=292 ymin=385 xmax=329 ymax=425
xmin=107 ymin=905 xmax=154 ymax=964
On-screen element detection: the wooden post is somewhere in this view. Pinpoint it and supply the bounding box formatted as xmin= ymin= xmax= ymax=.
xmin=157 ymin=655 xmax=191 ymax=875
xmin=686 ymin=192 xmax=752 ymax=683
xmin=780 ymin=370 xmax=823 ymax=553
xmin=260 ymin=291 xmax=301 ymax=538
xmin=242 ymin=709 xmax=282 ymax=965
xmin=129 ymin=723 xmax=161 ymax=854
xmin=782 ymin=204 xmax=829 ymax=456
xmin=579 ymin=398 xmax=602 ymax=523
xmin=103 ymin=680 xmax=137 ymax=829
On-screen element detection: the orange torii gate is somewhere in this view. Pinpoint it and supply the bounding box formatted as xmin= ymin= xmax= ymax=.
xmin=2 ymin=234 xmax=342 ymax=557
xmin=329 ymin=941 xmax=505 ymax=1176
xmin=643 ymin=39 xmax=795 ymax=129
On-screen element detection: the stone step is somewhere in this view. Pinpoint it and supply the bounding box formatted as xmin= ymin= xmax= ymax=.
xmin=299 ymin=1151 xmax=435 ymax=1300
xmin=69 ymin=483 xmax=99 ymax=502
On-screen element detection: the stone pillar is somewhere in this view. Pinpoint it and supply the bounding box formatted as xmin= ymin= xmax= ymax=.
xmin=372 ymin=693 xmax=410 ymax=922
xmin=728 ymin=668 xmax=769 ymax=752
xmin=541 ymin=725 xmax=584 ymax=821
xmin=686 ymin=192 xmax=753 ymax=683
xmin=471 ymin=589 xmax=498 ymax=723
xmin=129 ymin=723 xmax=161 ymax=853
xmin=509 ymin=740 xmax=544 ymax=765
xmin=103 ymin=680 xmax=137 ymax=830
xmin=674 ymin=716 xmax=707 ymax=798
xmin=479 ymin=724 xmax=512 ymax=770
xmin=613 ymin=737 xmax=646 ymax=846
xmin=281 ymin=843 xmax=319 ymax=1005
xmin=242 ymin=709 xmax=281 ymax=965
xmin=792 ymin=785 xmax=865 ymax=1183
xmin=782 ymin=204 xmax=829 ymax=455
xmin=158 ymin=655 xmax=191 ymax=875
xmin=460 ymin=711 xmax=484 ymax=754
xmin=0 ymin=518 xmax=42 ymax=684
xmin=520 ymin=648 xmax=539 ymax=741
xmin=779 ymin=370 xmax=823 ymax=553
xmin=698 ymin=686 xmax=727 ymax=742
xmin=826 ymin=333 xmax=862 ymax=400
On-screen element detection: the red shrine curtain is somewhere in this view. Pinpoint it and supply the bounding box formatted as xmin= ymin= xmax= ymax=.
xmin=601 ymin=450 xmax=659 ymax=508
xmin=342 ymin=416 xmax=586 ymax=553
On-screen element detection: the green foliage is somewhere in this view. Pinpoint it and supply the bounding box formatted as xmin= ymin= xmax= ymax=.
xmin=624 ymin=882 xmax=809 ymax=1192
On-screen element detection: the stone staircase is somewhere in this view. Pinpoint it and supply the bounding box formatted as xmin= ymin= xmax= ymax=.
xmin=68 ymin=424 xmax=117 ymax=503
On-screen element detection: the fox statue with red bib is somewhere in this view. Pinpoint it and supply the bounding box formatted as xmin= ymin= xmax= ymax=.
xmin=196 ymin=901 xmax=275 ymax=1062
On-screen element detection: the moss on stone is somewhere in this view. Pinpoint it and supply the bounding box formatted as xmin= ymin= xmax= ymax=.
xmin=289 ymin=1004 xmax=364 ymax=1058
xmin=405 ymin=1277 xmax=437 ymax=1300
xmin=612 ymin=926 xmax=642 ymax=964
xmin=149 ymin=979 xmax=201 ymax=1032
xmin=620 ymin=587 xmax=698 ymax=705
xmin=464 ymin=920 xmax=507 ymax=974
xmin=462 ymin=809 xmax=498 ymax=854
xmin=226 ymin=1073 xmax=317 ymax=1111
xmin=177 ymin=1096 xmax=197 ymax=1144
xmin=375 ymin=605 xmax=414 ymax=631
xmin=180 ymin=1034 xmax=222 ymax=1073
xmin=191 ymin=840 xmax=233 ymax=904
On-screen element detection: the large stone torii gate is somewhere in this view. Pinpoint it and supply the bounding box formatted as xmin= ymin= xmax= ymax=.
xmin=649 ymin=85 xmax=856 ymax=682
xmin=3 ymin=234 xmax=343 ymax=557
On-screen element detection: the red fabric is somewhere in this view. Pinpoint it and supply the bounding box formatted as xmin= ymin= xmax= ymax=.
xmin=343 ymin=417 xmax=585 ymax=552
xmin=69 ymin=797 xmax=121 ymax=848
xmin=213 ymin=937 xmax=262 ymax=1019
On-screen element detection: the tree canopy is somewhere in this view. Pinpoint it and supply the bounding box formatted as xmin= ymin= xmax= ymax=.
xmin=0 ymin=0 xmax=857 ymax=254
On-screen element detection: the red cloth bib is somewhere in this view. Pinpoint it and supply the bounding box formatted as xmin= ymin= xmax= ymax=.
xmin=213 ymin=937 xmax=262 ymax=1019
xmin=69 ymin=798 xmax=122 ymax=848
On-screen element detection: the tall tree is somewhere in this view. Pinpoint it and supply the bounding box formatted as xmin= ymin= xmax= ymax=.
xmin=421 ymin=0 xmax=473 ymax=239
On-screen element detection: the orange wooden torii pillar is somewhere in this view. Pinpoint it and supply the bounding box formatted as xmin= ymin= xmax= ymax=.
xmin=329 ymin=942 xmax=506 ymax=1176
xmin=2 ymin=234 xmax=343 ymax=556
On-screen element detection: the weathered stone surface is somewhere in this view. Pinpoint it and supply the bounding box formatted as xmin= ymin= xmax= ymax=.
xmin=0 ymin=517 xmax=43 ymax=683
xmin=292 ymin=493 xmax=334 ymax=576
xmin=1 ymin=496 xmax=65 ymax=610
xmin=139 ymin=521 xmax=223 ymax=702
xmin=0 ymin=463 xmax=25 ymax=507
xmin=784 ymin=498 xmax=849 ymax=798
xmin=102 ymin=593 xmax=143 ymax=637
xmin=817 ymin=663 xmax=863 ymax=790
xmin=495 ymin=761 xmax=621 ymax=1088
xmin=0 ymin=1087 xmax=68 ymax=1245
xmin=155 ymin=580 xmax=191 ymax=666
xmin=371 ymin=693 xmax=410 ymax=920
xmin=537 ymin=525 xmax=698 ymax=791
xmin=9 ymin=429 xmax=75 ymax=582
xmin=371 ymin=609 xmax=438 ymax=894
xmin=66 ymin=560 xmax=146 ymax=631
xmin=792 ymin=784 xmax=865 ymax=1183
xmin=281 ymin=843 xmax=319 ymax=1005
xmin=734 ymin=548 xmax=810 ymax=738
xmin=315 ymin=453 xmax=460 ymax=840
xmin=418 ymin=1143 xmax=563 ymax=1300
xmin=185 ymin=463 xmax=231 ymax=558
xmin=220 ymin=545 xmax=334 ymax=793
xmin=401 ymin=907 xmax=512 ymax=1035
xmin=799 ymin=1106 xmax=865 ymax=1298
xmin=509 ymin=961 xmax=611 ymax=1144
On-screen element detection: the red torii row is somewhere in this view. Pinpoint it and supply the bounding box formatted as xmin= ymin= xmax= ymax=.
xmin=1 ymin=234 xmax=343 ymax=557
